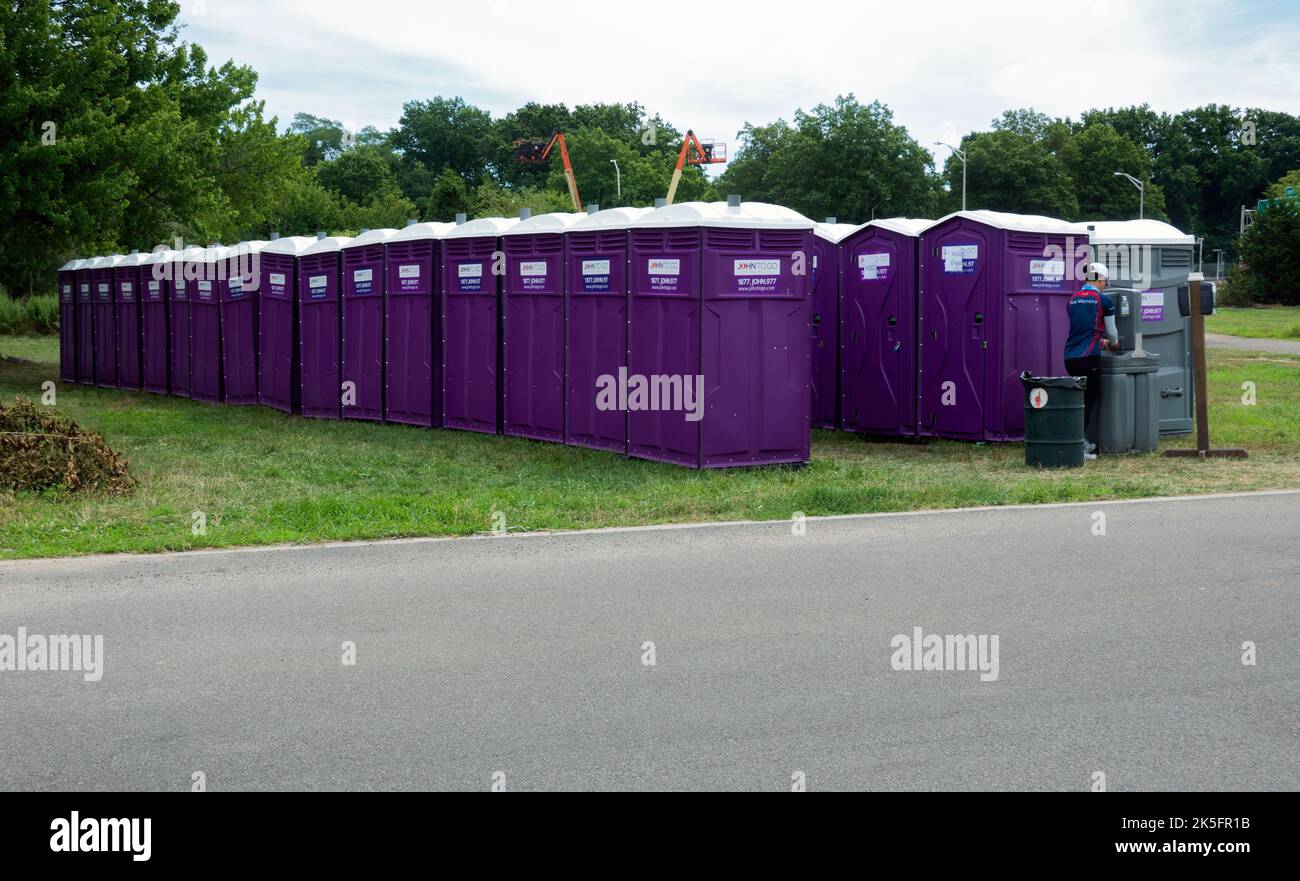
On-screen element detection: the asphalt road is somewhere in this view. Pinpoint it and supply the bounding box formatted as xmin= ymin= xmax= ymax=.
xmin=1206 ymin=332 xmax=1300 ymax=355
xmin=2 ymin=491 xmax=1298 ymax=792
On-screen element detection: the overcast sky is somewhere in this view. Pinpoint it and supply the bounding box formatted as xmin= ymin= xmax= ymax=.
xmin=183 ymin=0 xmax=1298 ymax=165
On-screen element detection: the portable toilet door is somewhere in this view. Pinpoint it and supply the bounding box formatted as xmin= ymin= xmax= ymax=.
xmin=384 ymin=222 xmax=455 ymax=427
xmin=113 ymin=251 xmax=146 ymax=390
xmin=257 ymin=236 xmax=314 ymax=414
xmin=169 ymin=246 xmax=203 ymax=398
xmin=441 ymin=217 xmax=518 ymax=434
xmin=565 ymin=206 xmax=653 ymax=453
xmin=221 ymin=240 xmax=266 ymax=404
xmin=341 ymin=229 xmax=397 ymax=422
xmin=140 ymin=248 xmax=175 ymax=394
xmin=189 ymin=245 xmax=228 ymax=403
xmin=810 ymin=222 xmax=856 ymax=429
xmin=501 ymin=212 xmax=585 ymax=442
xmin=298 ymin=235 xmax=352 ymax=419
xmin=75 ymin=259 xmax=96 ymax=384
xmin=838 ymin=218 xmax=929 ymax=437
xmin=628 ymin=199 xmax=816 ymax=468
xmin=58 ymin=259 xmax=82 ymax=383
xmin=918 ymin=210 xmax=1085 ymax=441
xmin=90 ymin=255 xmax=124 ymax=388
xmin=1087 ymin=220 xmax=1197 ymax=435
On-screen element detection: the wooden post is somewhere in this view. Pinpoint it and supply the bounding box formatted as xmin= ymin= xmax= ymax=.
xmin=1164 ymin=272 xmax=1248 ymax=459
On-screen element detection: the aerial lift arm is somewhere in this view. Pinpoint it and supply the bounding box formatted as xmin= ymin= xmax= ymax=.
xmin=665 ymin=130 xmax=727 ymax=205
xmin=513 ymin=131 xmax=582 ymax=211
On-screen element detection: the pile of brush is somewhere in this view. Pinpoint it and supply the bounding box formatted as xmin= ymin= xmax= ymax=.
xmin=0 ymin=397 xmax=134 ymax=493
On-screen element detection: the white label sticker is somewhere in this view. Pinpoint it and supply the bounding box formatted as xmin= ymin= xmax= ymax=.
xmin=1141 ymin=290 xmax=1163 ymax=308
xmin=121 ymin=282 xmax=132 ymax=291
xmin=1029 ymin=259 xmax=1065 ymax=281
xmin=229 ymin=276 xmax=242 ymax=291
xmin=734 ymin=259 xmax=780 ymax=275
xmin=149 ymin=281 xmax=160 ymax=291
xmin=858 ymin=253 xmax=891 ymax=279
xmin=353 ymin=268 xmax=373 ymax=283
xmin=1029 ymin=388 xmax=1049 ymax=409
xmin=197 ymin=280 xmax=212 ymax=291
xmin=519 ymin=261 xmax=548 ymax=277
xmin=648 ymin=258 xmax=680 ymax=275
xmin=458 ymin=263 xmax=483 ymax=278
xmin=942 ymin=244 xmax=979 ymax=272
xmin=582 ymin=259 xmax=610 ymax=276
xmin=269 ymin=273 xmax=286 ymax=285
xmin=309 ymin=275 xmax=326 ymax=287
xmin=399 ymin=264 xmax=420 ymax=278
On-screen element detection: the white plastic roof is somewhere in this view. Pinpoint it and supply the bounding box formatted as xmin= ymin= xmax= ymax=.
xmin=176 ymin=245 xmax=206 ymax=261
xmin=227 ymin=240 xmax=268 ymax=259
xmin=59 ymin=258 xmax=82 ymax=271
xmin=569 ymin=206 xmax=655 ymax=231
xmin=442 ymin=217 xmax=520 ymax=240
xmin=90 ymin=255 xmax=125 ymax=269
xmin=501 ymin=212 xmax=587 ymax=236
xmin=866 ymin=217 xmax=931 ymax=237
xmin=117 ymin=251 xmax=148 ymax=267
xmin=261 ymin=236 xmax=317 ymax=256
xmin=141 ymin=248 xmax=178 ymax=266
xmin=814 ymin=222 xmax=862 ymax=243
xmin=343 ymin=228 xmax=399 ymax=249
xmin=300 ymin=236 xmax=353 ymax=256
xmin=388 ymin=222 xmax=457 ymax=243
xmin=923 ymin=210 xmax=1087 ymax=236
xmin=198 ymin=245 xmax=230 ymax=263
xmin=630 ymin=200 xmax=815 ymax=230
xmin=1085 ymin=219 xmax=1194 ymax=245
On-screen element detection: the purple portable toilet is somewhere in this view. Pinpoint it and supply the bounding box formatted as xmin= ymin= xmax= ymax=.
xmin=140 ymin=247 xmax=175 ymax=394
xmin=501 ymin=212 xmax=585 ymax=442
xmin=384 ymin=221 xmax=455 ymax=427
xmin=113 ymin=251 xmax=146 ymax=390
xmin=627 ymin=199 xmax=815 ymax=468
xmin=169 ymin=245 xmax=203 ymax=398
xmin=74 ymin=259 xmax=96 ymax=384
xmin=565 ymin=206 xmax=652 ymax=453
xmin=220 ymin=240 xmax=265 ymax=404
xmin=441 ymin=217 xmax=518 ymax=434
xmin=57 ymin=258 xmax=84 ymax=384
xmin=190 ymin=245 xmax=228 ymax=404
xmin=90 ymin=255 xmax=124 ymax=388
xmin=838 ymin=218 xmax=929 ymax=437
xmin=810 ymin=221 xmax=856 ymax=429
xmin=298 ymin=234 xmax=352 ymax=420
xmin=341 ymin=228 xmax=397 ymax=421
xmin=257 ymin=235 xmax=315 ymax=414
xmin=918 ymin=211 xmax=1086 ymax=441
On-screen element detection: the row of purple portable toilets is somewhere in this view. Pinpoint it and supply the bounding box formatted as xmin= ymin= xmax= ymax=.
xmin=55 ymin=203 xmax=1080 ymax=468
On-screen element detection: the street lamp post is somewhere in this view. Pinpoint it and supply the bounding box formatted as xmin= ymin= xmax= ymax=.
xmin=610 ymin=159 xmax=621 ymax=198
xmin=935 ymin=141 xmax=967 ymax=211
xmin=1114 ymin=171 xmax=1144 ymax=219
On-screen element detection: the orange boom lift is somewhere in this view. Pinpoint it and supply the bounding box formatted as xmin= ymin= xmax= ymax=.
xmin=665 ymin=130 xmax=727 ymax=205
xmin=512 ymin=130 xmax=582 ymax=211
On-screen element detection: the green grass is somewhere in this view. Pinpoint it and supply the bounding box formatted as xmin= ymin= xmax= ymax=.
xmin=1206 ymin=306 xmax=1300 ymax=341
xmin=3 ymin=333 xmax=1299 ymax=558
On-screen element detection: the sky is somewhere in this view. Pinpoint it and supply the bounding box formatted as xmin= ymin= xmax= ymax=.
xmin=182 ymin=0 xmax=1299 ymax=166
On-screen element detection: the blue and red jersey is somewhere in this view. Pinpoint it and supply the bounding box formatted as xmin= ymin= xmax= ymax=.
xmin=1065 ymin=284 xmax=1116 ymax=359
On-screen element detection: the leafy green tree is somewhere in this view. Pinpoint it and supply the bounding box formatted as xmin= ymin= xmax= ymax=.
xmin=1235 ymin=197 xmax=1300 ymax=305
xmin=423 ymin=167 xmax=470 ymax=221
xmin=315 ymin=144 xmax=403 ymax=206
xmin=391 ymin=97 xmax=495 ymax=187
xmin=1058 ymin=123 xmax=1166 ymax=222
xmin=719 ymin=96 xmax=935 ymax=222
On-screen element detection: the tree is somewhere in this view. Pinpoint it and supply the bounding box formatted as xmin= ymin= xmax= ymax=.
xmin=944 ymin=128 xmax=1076 ymax=217
xmin=315 ymin=144 xmax=403 ymax=206
xmin=390 ymin=97 xmax=495 ymax=187
xmin=1058 ymin=123 xmax=1167 ymax=222
xmin=1235 ymin=197 xmax=1300 ymax=305
xmin=718 ymin=96 xmax=935 ymax=222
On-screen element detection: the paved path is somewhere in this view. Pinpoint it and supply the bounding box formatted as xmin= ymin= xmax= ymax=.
xmin=2 ymin=491 xmax=1298 ymax=791
xmin=1206 ymin=332 xmax=1300 ymax=355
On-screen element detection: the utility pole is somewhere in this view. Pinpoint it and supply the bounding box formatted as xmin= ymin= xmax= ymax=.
xmin=1114 ymin=172 xmax=1144 ymax=219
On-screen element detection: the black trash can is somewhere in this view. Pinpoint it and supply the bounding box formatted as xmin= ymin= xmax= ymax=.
xmin=1020 ymin=372 xmax=1087 ymax=468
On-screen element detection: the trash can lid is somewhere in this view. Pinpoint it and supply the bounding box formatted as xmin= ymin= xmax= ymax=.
xmin=1020 ymin=371 xmax=1087 ymax=390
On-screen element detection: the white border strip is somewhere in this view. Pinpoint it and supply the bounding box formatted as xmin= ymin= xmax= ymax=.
xmin=5 ymin=488 xmax=1299 ymax=565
